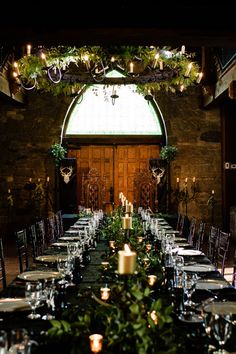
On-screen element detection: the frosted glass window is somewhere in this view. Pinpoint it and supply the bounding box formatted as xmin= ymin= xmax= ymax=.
xmin=66 ymin=70 xmax=162 ymax=136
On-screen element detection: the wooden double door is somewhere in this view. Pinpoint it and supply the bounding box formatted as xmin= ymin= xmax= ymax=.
xmin=68 ymin=145 xmax=160 ymax=211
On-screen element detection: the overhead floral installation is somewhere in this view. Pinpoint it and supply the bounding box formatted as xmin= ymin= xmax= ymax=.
xmin=12 ymin=45 xmax=203 ymax=96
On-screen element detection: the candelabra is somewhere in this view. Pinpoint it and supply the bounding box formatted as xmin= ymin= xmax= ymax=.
xmin=207 ymin=190 xmax=216 ymax=224
xmin=174 ymin=177 xmax=197 ymax=216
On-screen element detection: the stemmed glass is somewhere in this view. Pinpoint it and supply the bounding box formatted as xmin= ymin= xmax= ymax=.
xmin=10 ymin=329 xmax=30 ymax=354
xmin=210 ymin=313 xmax=232 ymax=353
xmin=178 ymin=272 xmax=203 ymax=323
xmin=25 ymin=281 xmax=42 ymax=319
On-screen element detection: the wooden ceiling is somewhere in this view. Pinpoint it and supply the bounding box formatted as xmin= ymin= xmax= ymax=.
xmin=1 ymin=2 xmax=236 ymax=48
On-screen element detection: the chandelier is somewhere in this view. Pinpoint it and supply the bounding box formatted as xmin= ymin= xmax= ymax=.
xmin=12 ymin=45 xmax=203 ymax=96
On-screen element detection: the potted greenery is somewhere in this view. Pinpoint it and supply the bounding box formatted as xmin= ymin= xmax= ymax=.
xmin=160 ymin=145 xmax=178 ymax=164
xmin=49 ymin=143 xmax=67 ymax=167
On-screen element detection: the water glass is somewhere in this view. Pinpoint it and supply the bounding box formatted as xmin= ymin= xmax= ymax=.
xmin=10 ymin=329 xmax=29 ymax=354
xmin=0 ymin=330 xmax=8 ymax=354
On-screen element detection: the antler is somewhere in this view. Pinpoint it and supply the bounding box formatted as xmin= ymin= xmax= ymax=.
xmin=60 ymin=166 xmax=73 ymax=184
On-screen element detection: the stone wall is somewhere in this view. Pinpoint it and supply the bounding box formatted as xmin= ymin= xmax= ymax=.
xmin=0 ymin=86 xmax=222 ymax=235
xmin=156 ymin=87 xmax=221 ymax=226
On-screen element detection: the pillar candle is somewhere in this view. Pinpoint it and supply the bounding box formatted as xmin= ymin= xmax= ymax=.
xmin=122 ymin=216 xmax=132 ymax=229
xmin=147 ymin=275 xmax=157 ymax=286
xmin=125 ymin=202 xmax=133 ymax=214
xmin=118 ymin=244 xmax=136 ymax=274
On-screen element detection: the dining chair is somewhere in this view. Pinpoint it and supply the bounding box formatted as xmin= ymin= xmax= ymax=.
xmin=194 ymin=221 xmax=206 ymax=251
xmin=187 ymin=217 xmax=196 ymax=245
xmin=35 ymin=219 xmax=47 ymax=255
xmin=55 ymin=210 xmax=64 ymax=238
xmin=215 ymin=230 xmax=231 ymax=276
xmin=45 ymin=215 xmax=57 ymax=246
xmin=15 ymin=228 xmax=29 ymax=273
xmin=206 ymin=225 xmax=219 ymax=264
xmin=28 ymin=223 xmax=40 ymax=260
xmin=0 ymin=238 xmax=7 ymax=289
xmin=232 ymin=249 xmax=236 ymax=288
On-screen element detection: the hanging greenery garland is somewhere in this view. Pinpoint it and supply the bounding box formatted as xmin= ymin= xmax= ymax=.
xmin=13 ymin=45 xmax=202 ymax=96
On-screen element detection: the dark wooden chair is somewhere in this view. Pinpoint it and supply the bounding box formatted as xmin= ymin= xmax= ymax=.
xmin=206 ymin=226 xmax=219 ymax=264
xmin=81 ymin=168 xmax=106 ymax=211
xmin=55 ymin=210 xmax=64 ymax=238
xmin=27 ymin=224 xmax=38 ymax=260
xmin=35 ymin=219 xmax=47 ymax=255
xmin=194 ymin=220 xmax=206 ymax=251
xmin=15 ymin=229 xmax=29 ymax=273
xmin=187 ymin=217 xmax=196 ymax=245
xmin=133 ymin=169 xmax=156 ymax=211
xmin=215 ymin=230 xmax=231 ymax=276
xmin=0 ymin=238 xmax=7 ymax=289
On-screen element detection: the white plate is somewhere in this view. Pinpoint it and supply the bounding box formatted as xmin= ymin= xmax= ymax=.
xmin=175 ymin=242 xmax=190 ymax=247
xmin=17 ymin=270 xmax=61 ymax=281
xmin=59 ymin=236 xmax=81 ymax=241
xmin=35 ymin=255 xmax=67 ymax=263
xmin=51 ymin=242 xmax=68 ymax=247
xmin=196 ymin=279 xmax=229 ymax=290
xmin=65 ymin=230 xmax=80 ymax=234
xmin=203 ymin=302 xmax=236 ymax=314
xmin=178 ymin=249 xmax=203 ymax=256
xmin=0 ymin=298 xmax=31 ymax=312
xmin=183 ymin=264 xmax=216 ymax=272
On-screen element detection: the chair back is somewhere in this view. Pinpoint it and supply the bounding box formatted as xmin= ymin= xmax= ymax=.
xmin=35 ymin=220 xmax=47 ymax=255
xmin=187 ymin=217 xmax=196 ymax=245
xmin=15 ymin=229 xmax=29 ymax=273
xmin=195 ymin=221 xmax=206 ymax=250
xmin=0 ymin=238 xmax=6 ymax=289
xmin=216 ymin=230 xmax=230 ymax=275
xmin=207 ymin=225 xmax=219 ymax=264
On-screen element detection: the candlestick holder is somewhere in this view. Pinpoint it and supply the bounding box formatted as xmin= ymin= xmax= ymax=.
xmin=207 ymin=191 xmax=216 ymax=224
xmin=174 ymin=178 xmax=198 ymax=216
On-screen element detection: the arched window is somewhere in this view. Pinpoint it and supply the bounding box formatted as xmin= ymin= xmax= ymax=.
xmin=63 ymin=70 xmax=166 ymax=145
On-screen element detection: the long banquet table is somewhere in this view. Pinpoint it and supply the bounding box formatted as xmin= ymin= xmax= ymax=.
xmin=1 ymin=213 xmax=236 ymax=353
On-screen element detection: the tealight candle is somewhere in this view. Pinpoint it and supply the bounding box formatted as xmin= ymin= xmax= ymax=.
xmin=89 ymin=334 xmax=103 ymax=353
xmin=101 ymin=261 xmax=109 ymax=271
xmin=137 ymin=236 xmax=143 ymax=243
xmin=147 ymin=275 xmax=157 ymax=286
xmin=100 ymin=287 xmax=111 ymax=301
xmin=118 ymin=244 xmax=136 ymax=274
xmin=146 ymin=244 xmax=152 ymax=252
xmin=109 ymin=240 xmax=115 ymax=249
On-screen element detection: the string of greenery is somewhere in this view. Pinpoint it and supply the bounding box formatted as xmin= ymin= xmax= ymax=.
xmin=46 ymin=207 xmax=185 ymax=354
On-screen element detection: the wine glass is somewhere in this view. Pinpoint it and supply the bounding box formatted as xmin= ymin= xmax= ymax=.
xmin=210 ymin=313 xmax=232 ymax=353
xmin=178 ymin=273 xmax=203 ymax=323
xmin=10 ymin=329 xmax=29 ymax=354
xmin=25 ymin=281 xmax=42 ymax=319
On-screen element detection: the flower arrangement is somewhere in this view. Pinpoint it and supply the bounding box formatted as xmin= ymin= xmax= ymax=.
xmin=160 ymin=145 xmax=178 ymax=163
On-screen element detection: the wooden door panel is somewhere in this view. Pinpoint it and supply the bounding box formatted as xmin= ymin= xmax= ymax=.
xmin=68 ymin=144 xmax=160 ymax=211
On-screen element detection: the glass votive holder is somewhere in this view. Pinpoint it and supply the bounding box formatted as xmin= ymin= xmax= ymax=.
xmin=101 ymin=261 xmax=109 ymax=271
xmin=137 ymin=236 xmax=143 ymax=243
xmin=100 ymin=287 xmax=111 ymax=301
xmin=146 ymin=244 xmax=152 ymax=252
xmin=143 ymin=257 xmax=150 ymax=268
xmin=89 ymin=333 xmax=103 ymax=353
xmin=109 ymin=240 xmax=115 ymax=249
xmin=147 ymin=274 xmax=157 ymax=286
